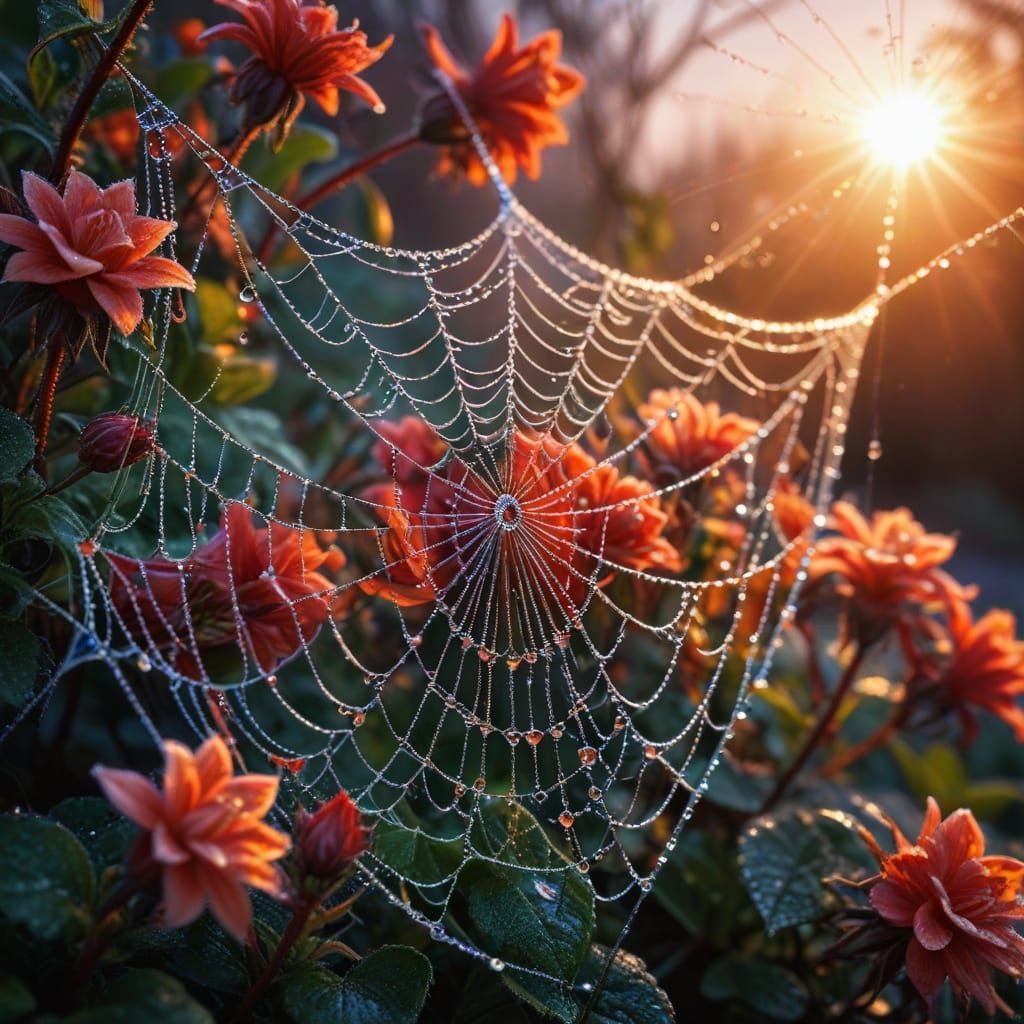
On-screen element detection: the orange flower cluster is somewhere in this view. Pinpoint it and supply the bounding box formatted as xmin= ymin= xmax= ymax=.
xmin=637 ymin=388 xmax=760 ymax=482
xmin=933 ymin=600 xmax=1024 ymax=744
xmin=359 ymin=418 xmax=680 ymax=617
xmin=808 ymin=502 xmax=973 ymax=644
xmin=0 ymin=170 xmax=194 ymax=335
xmin=201 ymin=0 xmax=392 ymax=141
xmin=863 ymin=798 xmax=1024 ymax=1015
xmin=420 ymin=14 xmax=584 ymax=185
xmin=94 ymin=736 xmax=289 ymax=940
xmin=109 ymin=503 xmax=344 ymax=679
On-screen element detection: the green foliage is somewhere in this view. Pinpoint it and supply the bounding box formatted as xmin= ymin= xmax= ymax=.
xmin=281 ymin=946 xmax=432 ymax=1024
xmin=700 ymin=954 xmax=808 ymax=1021
xmin=574 ymin=946 xmax=675 ymax=1024
xmin=60 ymin=969 xmax=215 ymax=1023
xmin=739 ymin=808 xmax=868 ymax=935
xmin=0 ymin=620 xmax=39 ymax=707
xmin=0 ymin=815 xmax=94 ymax=942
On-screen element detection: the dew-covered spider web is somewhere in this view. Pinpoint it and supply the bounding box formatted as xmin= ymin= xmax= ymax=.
xmin=25 ymin=23 xmax=1024 ymax=1009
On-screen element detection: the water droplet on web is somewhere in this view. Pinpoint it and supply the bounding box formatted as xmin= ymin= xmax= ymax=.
xmin=239 ymin=285 xmax=256 ymax=304
xmin=578 ymin=746 xmax=597 ymax=766
xmin=534 ymin=880 xmax=557 ymax=900
xmin=867 ymin=438 xmax=883 ymax=461
xmin=136 ymin=653 xmax=151 ymax=672
xmin=488 ymin=957 xmax=505 ymax=972
xmin=558 ymin=811 xmax=574 ymax=828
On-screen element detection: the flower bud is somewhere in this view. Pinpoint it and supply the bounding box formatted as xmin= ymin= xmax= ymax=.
xmin=79 ymin=414 xmax=156 ymax=472
xmin=293 ymin=791 xmax=367 ymax=886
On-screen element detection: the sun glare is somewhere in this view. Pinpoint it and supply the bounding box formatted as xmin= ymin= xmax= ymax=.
xmin=861 ymin=91 xmax=946 ymax=169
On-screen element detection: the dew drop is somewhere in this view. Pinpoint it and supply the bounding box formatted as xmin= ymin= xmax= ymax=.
xmin=588 ymin=786 xmax=602 ymax=801
xmin=534 ymin=880 xmax=557 ymax=900
xmin=488 ymin=957 xmax=505 ymax=972
xmin=644 ymin=744 xmax=658 ymax=760
xmin=558 ymin=811 xmax=575 ymax=829
xmin=578 ymin=746 xmax=597 ymax=766
xmin=136 ymin=653 xmax=151 ymax=672
xmin=525 ymin=730 xmax=543 ymax=746
xmin=867 ymin=438 xmax=883 ymax=461
xmin=239 ymin=285 xmax=256 ymax=304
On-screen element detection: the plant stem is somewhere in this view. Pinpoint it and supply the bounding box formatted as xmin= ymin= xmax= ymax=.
xmin=50 ymin=0 xmax=156 ymax=184
xmin=230 ymin=895 xmax=317 ymax=1023
xmin=70 ymin=872 xmax=153 ymax=1003
xmin=254 ymin=132 xmax=419 ymax=265
xmin=762 ymin=644 xmax=866 ymax=813
xmin=32 ymin=333 xmax=66 ymax=471
xmin=817 ymin=703 xmax=911 ymax=778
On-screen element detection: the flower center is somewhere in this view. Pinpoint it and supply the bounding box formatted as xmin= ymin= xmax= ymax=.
xmin=494 ymin=494 xmax=522 ymax=531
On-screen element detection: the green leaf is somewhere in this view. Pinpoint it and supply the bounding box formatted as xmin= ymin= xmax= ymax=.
xmin=455 ymin=859 xmax=593 ymax=1021
xmin=50 ymin=797 xmax=135 ymax=872
xmin=701 ymin=954 xmax=807 ymax=1021
xmin=452 ymin=966 xmax=532 ymax=1023
xmin=738 ymin=809 xmax=830 ymax=935
xmin=211 ymin=354 xmax=276 ymax=407
xmin=154 ymin=59 xmax=213 ymax=106
xmin=0 ymin=410 xmax=34 ymax=486
xmin=0 ymin=621 xmax=39 ymax=708
xmin=574 ymin=945 xmax=675 ymax=1024
xmin=0 ymin=815 xmax=94 ymax=941
xmin=67 ymin=968 xmax=215 ymax=1023
xmin=246 ymin=124 xmax=338 ymax=195
xmin=654 ymin=830 xmax=750 ymax=945
xmin=87 ymin=76 xmax=134 ymax=122
xmin=165 ymin=916 xmax=250 ymax=995
xmin=470 ymin=798 xmax=559 ymax=868
xmin=31 ymin=0 xmax=123 ymax=69
xmin=0 ymin=974 xmax=35 ymax=1022
xmin=373 ymin=818 xmax=463 ymax=886
xmin=281 ymin=945 xmax=432 ymax=1024
xmin=194 ymin=280 xmax=243 ymax=344
xmin=0 ymin=73 xmax=55 ymax=153
xmin=212 ymin=408 xmax=308 ymax=476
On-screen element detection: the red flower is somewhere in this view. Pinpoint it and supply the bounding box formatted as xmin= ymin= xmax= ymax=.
xmin=808 ymin=502 xmax=973 ymax=644
xmin=863 ymin=797 xmax=1024 ymax=1015
xmin=201 ymin=0 xmax=392 ymax=141
xmin=637 ymin=389 xmax=760 ymax=483
xmin=360 ymin=423 xmax=681 ymax=623
xmin=93 ymin=735 xmax=290 ymax=940
xmin=293 ymin=790 xmax=368 ymax=887
xmin=108 ymin=503 xmax=344 ymax=679
xmin=79 ymin=413 xmax=156 ymax=472
xmin=0 ymin=170 xmax=194 ymax=335
xmin=938 ymin=600 xmax=1024 ymax=745
xmin=420 ymin=14 xmax=584 ymax=185
xmin=175 ymin=17 xmax=209 ymax=56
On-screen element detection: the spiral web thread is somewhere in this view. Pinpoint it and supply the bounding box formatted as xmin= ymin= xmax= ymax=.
xmin=26 ymin=53 xmax=1024 ymax=1005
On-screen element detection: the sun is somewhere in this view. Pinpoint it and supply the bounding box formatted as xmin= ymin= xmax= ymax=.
xmin=861 ymin=91 xmax=946 ymax=169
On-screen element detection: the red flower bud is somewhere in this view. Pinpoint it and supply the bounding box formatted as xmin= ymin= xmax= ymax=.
xmin=79 ymin=414 xmax=156 ymax=472
xmin=293 ymin=791 xmax=368 ymax=886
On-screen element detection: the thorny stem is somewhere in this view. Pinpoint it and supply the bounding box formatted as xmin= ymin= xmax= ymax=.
xmin=230 ymin=894 xmax=318 ymax=1023
xmin=32 ymin=333 xmax=66 ymax=471
xmin=50 ymin=0 xmax=156 ymax=184
xmin=762 ymin=643 xmax=867 ymax=813
xmin=254 ymin=132 xmax=419 ymax=266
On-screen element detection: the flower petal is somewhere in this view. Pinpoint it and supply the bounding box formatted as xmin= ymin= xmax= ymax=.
xmin=92 ymin=765 xmax=163 ymax=829
xmin=906 ymin=936 xmax=947 ymax=1007
xmin=118 ymin=256 xmax=195 ymax=290
xmin=162 ymin=863 xmax=206 ymax=929
xmin=21 ymin=173 xmax=69 ymax=233
xmin=914 ymin=900 xmax=953 ymax=950
xmin=0 ymin=214 xmax=50 ymax=253
xmin=199 ymin=863 xmax=252 ymax=941
xmin=86 ymin=275 xmax=143 ymax=334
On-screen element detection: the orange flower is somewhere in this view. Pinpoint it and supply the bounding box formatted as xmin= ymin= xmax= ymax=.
xmin=420 ymin=14 xmax=584 ymax=185
xmin=863 ymin=797 xmax=1024 ymax=1015
xmin=360 ymin=423 xmax=680 ymax=620
xmin=637 ymin=389 xmax=760 ymax=483
xmin=108 ymin=503 xmax=344 ymax=679
xmin=201 ymin=0 xmax=392 ymax=141
xmin=87 ymin=108 xmax=141 ymax=164
xmin=938 ymin=600 xmax=1024 ymax=745
xmin=175 ymin=17 xmax=209 ymax=56
xmin=808 ymin=502 xmax=973 ymax=644
xmin=0 ymin=170 xmax=194 ymax=335
xmin=93 ymin=736 xmax=289 ymax=940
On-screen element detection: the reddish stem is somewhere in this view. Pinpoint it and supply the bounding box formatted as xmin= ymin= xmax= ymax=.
xmin=50 ymin=0 xmax=156 ymax=184
xmin=255 ymin=132 xmax=419 ymax=266
xmin=32 ymin=333 xmax=66 ymax=471
xmin=762 ymin=644 xmax=866 ymax=812
xmin=817 ymin=701 xmax=912 ymax=778
xmin=229 ymin=895 xmax=318 ymax=1023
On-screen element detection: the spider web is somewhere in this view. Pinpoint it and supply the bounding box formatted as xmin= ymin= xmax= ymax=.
xmin=26 ymin=55 xmax=1023 ymax=1009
